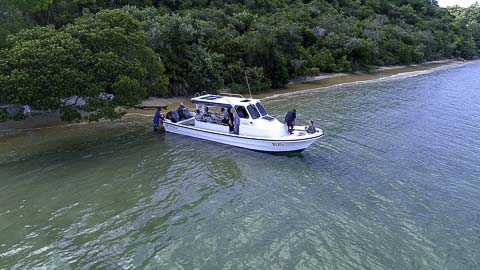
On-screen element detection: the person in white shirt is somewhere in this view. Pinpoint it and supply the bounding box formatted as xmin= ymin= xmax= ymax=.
xmin=23 ymin=104 xmax=32 ymax=118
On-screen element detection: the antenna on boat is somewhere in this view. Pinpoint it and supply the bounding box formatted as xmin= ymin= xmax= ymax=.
xmin=244 ymin=72 xmax=252 ymax=99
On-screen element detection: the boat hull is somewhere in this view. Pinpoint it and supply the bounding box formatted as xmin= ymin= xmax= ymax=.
xmin=163 ymin=121 xmax=323 ymax=152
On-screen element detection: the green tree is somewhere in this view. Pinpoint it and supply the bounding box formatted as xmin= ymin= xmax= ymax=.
xmin=317 ymin=48 xmax=336 ymax=72
xmin=113 ymin=75 xmax=143 ymax=106
xmin=0 ymin=26 xmax=93 ymax=109
xmin=1 ymin=0 xmax=53 ymax=14
xmin=65 ymin=9 xmax=168 ymax=99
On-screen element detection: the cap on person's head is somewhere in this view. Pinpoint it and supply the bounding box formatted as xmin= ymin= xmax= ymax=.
xmin=310 ymin=119 xmax=314 ymax=124
xmin=180 ymin=102 xmax=184 ymax=106
xmin=157 ymin=107 xmax=161 ymax=110
xmin=293 ymin=109 xmax=296 ymax=112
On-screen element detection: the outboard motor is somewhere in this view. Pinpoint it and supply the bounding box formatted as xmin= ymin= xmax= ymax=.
xmin=169 ymin=110 xmax=180 ymax=123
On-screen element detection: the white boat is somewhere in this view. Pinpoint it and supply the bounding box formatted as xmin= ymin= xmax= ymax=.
xmin=163 ymin=93 xmax=323 ymax=152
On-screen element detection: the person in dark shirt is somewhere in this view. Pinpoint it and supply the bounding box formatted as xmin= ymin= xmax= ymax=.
xmin=220 ymin=107 xmax=229 ymax=125
xmin=203 ymin=107 xmax=211 ymax=118
xmin=284 ymin=109 xmax=296 ymax=134
xmin=195 ymin=109 xmax=203 ymax=121
xmin=153 ymin=107 xmax=163 ymax=131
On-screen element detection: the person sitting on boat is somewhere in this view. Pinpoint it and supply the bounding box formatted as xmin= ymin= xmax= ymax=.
xmin=204 ymin=106 xmax=216 ymax=122
xmin=220 ymin=107 xmax=230 ymax=125
xmin=305 ymin=120 xmax=316 ymax=134
xmin=203 ymin=107 xmax=211 ymax=118
xmin=284 ymin=109 xmax=296 ymax=134
xmin=153 ymin=107 xmax=164 ymax=131
xmin=195 ymin=109 xmax=203 ymax=121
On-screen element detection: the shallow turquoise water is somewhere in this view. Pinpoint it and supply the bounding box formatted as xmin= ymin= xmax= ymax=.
xmin=1 ymin=63 xmax=479 ymax=269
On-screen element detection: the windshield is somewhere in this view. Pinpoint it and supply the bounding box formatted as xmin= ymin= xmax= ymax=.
xmin=247 ymin=104 xmax=260 ymax=119
xmin=256 ymin=102 xmax=268 ymax=116
xmin=235 ymin=106 xmax=249 ymax=119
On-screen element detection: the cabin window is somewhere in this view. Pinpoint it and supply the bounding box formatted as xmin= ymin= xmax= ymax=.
xmin=235 ymin=106 xmax=249 ymax=119
xmin=256 ymin=102 xmax=268 ymax=116
xmin=247 ymin=104 xmax=260 ymax=119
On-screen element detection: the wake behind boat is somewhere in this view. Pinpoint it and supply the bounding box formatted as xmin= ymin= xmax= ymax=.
xmin=162 ymin=93 xmax=323 ymax=152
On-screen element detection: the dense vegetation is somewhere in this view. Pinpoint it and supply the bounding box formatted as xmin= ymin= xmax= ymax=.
xmin=0 ymin=0 xmax=479 ymax=120
xmin=448 ymin=3 xmax=480 ymax=51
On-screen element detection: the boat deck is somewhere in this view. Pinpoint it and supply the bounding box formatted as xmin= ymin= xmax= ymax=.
xmin=178 ymin=118 xmax=230 ymax=127
xmin=178 ymin=118 xmax=195 ymax=127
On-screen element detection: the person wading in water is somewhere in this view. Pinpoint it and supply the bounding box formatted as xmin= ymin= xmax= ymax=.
xmin=153 ymin=107 xmax=164 ymax=131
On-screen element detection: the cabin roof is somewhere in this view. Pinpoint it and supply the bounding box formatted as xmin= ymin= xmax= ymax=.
xmin=191 ymin=94 xmax=259 ymax=108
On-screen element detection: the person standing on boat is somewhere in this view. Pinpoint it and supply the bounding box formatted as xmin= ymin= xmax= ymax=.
xmin=153 ymin=107 xmax=163 ymax=131
xmin=227 ymin=108 xmax=234 ymax=132
xmin=285 ymin=109 xmax=296 ymax=134
xmin=233 ymin=110 xmax=240 ymax=135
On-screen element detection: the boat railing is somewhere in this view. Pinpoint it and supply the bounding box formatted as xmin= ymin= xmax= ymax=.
xmin=194 ymin=91 xmax=209 ymax=97
xmin=219 ymin=93 xmax=245 ymax=99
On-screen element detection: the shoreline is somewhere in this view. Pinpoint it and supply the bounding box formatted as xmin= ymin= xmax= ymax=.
xmin=0 ymin=59 xmax=472 ymax=132
xmin=256 ymin=59 xmax=465 ymax=99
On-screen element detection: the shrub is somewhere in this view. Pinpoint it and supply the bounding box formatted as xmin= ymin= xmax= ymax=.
xmin=0 ymin=108 xmax=8 ymax=122
xmin=11 ymin=110 xmax=26 ymax=121
xmin=112 ymin=76 xmax=144 ymax=107
xmin=60 ymin=107 xmax=82 ymax=122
